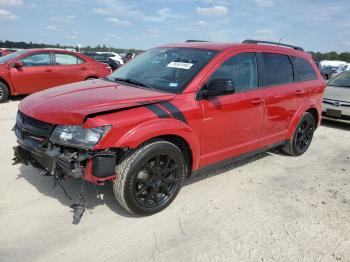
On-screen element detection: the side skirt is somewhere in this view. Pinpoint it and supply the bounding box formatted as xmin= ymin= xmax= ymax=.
xmin=191 ymin=140 xmax=288 ymax=177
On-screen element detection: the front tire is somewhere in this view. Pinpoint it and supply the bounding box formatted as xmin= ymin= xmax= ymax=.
xmin=0 ymin=82 xmax=9 ymax=103
xmin=113 ymin=140 xmax=186 ymax=215
xmin=283 ymin=112 xmax=316 ymax=156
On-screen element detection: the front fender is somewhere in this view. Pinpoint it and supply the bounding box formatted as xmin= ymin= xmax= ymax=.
xmin=113 ymin=118 xmax=201 ymax=170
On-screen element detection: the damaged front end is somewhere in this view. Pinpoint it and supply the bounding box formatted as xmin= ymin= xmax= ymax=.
xmin=13 ymin=111 xmax=119 ymax=185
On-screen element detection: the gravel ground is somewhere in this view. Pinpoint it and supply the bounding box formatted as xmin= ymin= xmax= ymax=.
xmin=0 ymin=99 xmax=349 ymax=262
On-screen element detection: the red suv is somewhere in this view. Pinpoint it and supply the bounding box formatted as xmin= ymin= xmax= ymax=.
xmin=13 ymin=40 xmax=325 ymax=215
xmin=0 ymin=49 xmax=111 ymax=102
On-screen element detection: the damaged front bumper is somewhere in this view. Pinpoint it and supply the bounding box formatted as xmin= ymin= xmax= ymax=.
xmin=13 ymin=112 xmax=118 ymax=185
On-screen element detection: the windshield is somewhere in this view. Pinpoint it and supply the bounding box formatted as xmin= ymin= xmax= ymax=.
xmin=0 ymin=50 xmax=28 ymax=64
xmin=108 ymin=47 xmax=218 ymax=93
xmin=328 ymin=71 xmax=350 ymax=87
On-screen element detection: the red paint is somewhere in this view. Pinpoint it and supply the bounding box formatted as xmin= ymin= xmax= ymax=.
xmin=0 ymin=49 xmax=111 ymax=96
xmin=83 ymin=159 xmax=116 ymax=185
xmin=19 ymin=42 xmax=326 ymax=182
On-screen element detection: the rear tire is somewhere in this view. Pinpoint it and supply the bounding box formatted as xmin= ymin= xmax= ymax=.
xmin=283 ymin=112 xmax=315 ymax=156
xmin=0 ymin=82 xmax=9 ymax=103
xmin=113 ymin=140 xmax=186 ymax=215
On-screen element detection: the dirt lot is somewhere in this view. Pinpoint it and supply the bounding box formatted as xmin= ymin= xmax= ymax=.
xmin=0 ymin=99 xmax=349 ymax=262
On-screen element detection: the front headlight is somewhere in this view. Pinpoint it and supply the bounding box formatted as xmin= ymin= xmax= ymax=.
xmin=50 ymin=125 xmax=111 ymax=149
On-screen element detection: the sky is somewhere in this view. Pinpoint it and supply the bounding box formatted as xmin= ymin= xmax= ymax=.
xmin=1 ymin=0 xmax=350 ymax=52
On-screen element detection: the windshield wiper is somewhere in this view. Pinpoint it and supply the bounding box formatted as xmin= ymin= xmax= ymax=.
xmin=114 ymin=78 xmax=150 ymax=88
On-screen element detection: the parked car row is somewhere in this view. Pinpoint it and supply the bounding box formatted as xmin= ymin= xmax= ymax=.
xmin=0 ymin=49 xmax=112 ymax=102
xmin=81 ymin=51 xmax=124 ymax=70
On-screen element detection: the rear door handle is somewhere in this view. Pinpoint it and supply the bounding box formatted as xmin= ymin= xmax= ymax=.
xmin=80 ymin=67 xmax=87 ymax=70
xmin=45 ymin=69 xmax=53 ymax=72
xmin=251 ymin=98 xmax=264 ymax=104
xmin=295 ymin=90 xmax=306 ymax=95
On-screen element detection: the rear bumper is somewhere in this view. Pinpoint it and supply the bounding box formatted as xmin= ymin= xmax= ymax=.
xmin=14 ymin=141 xmax=117 ymax=185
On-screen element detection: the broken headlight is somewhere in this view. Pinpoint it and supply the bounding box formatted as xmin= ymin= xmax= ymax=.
xmin=50 ymin=125 xmax=111 ymax=149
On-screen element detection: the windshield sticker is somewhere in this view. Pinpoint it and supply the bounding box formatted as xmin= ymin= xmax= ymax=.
xmin=167 ymin=62 xmax=194 ymax=70
xmin=169 ymin=83 xmax=178 ymax=87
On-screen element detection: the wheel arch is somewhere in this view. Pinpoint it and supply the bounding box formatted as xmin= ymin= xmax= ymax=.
xmin=85 ymin=76 xmax=98 ymax=80
xmin=0 ymin=77 xmax=12 ymax=94
xmin=113 ymin=119 xmax=200 ymax=172
xmin=287 ymin=100 xmax=321 ymax=139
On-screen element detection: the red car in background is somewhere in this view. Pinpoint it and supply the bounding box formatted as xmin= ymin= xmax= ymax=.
xmin=0 ymin=49 xmax=112 ymax=102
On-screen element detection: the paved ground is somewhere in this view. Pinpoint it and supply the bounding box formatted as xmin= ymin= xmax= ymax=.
xmin=0 ymin=99 xmax=349 ymax=262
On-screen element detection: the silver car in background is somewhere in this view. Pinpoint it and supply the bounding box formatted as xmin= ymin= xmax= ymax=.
xmin=322 ymin=71 xmax=350 ymax=123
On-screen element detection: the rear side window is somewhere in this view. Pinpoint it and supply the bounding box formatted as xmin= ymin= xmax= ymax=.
xmin=291 ymin=56 xmax=317 ymax=81
xmin=20 ymin=53 xmax=51 ymax=67
xmin=262 ymin=53 xmax=294 ymax=86
xmin=54 ymin=53 xmax=84 ymax=65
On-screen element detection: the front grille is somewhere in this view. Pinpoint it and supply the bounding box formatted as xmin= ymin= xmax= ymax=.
xmin=15 ymin=111 xmax=53 ymax=146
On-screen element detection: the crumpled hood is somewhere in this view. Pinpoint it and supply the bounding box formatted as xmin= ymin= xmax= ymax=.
xmin=19 ymin=79 xmax=176 ymax=125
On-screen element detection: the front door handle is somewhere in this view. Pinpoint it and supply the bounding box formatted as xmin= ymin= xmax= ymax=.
xmin=80 ymin=67 xmax=87 ymax=70
xmin=45 ymin=69 xmax=53 ymax=73
xmin=251 ymin=98 xmax=264 ymax=104
xmin=295 ymin=90 xmax=306 ymax=95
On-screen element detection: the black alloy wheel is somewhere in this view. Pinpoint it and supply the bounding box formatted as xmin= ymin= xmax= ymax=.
xmin=282 ymin=112 xmax=316 ymax=156
xmin=295 ymin=118 xmax=314 ymax=153
xmin=113 ymin=140 xmax=186 ymax=215
xmin=133 ymin=154 xmax=179 ymax=208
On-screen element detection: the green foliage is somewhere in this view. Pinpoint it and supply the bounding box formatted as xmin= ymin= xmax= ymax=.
xmin=309 ymin=51 xmax=350 ymax=63
xmin=0 ymin=40 xmax=144 ymax=54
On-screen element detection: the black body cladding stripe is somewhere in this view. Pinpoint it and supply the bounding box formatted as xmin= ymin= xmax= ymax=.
xmin=145 ymin=104 xmax=171 ymax=119
xmin=160 ymin=101 xmax=188 ymax=124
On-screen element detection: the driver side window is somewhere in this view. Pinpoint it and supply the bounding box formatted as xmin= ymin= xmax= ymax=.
xmin=209 ymin=53 xmax=258 ymax=93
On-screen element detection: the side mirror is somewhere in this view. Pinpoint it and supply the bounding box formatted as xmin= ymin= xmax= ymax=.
xmin=11 ymin=61 xmax=23 ymax=69
xmin=200 ymin=79 xmax=235 ymax=98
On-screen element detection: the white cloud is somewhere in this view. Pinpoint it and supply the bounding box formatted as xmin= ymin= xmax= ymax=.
xmin=195 ymin=20 xmax=207 ymax=26
xmin=142 ymin=8 xmax=174 ymax=22
xmin=46 ymin=25 xmax=57 ymax=30
xmin=66 ymin=34 xmax=78 ymax=39
xmin=0 ymin=0 xmax=23 ymax=6
xmin=257 ymin=29 xmax=274 ymax=34
xmin=142 ymin=28 xmax=161 ymax=38
xmin=50 ymin=15 xmax=75 ymax=23
xmin=0 ymin=9 xmax=17 ymax=19
xmin=106 ymin=17 xmax=131 ymax=26
xmin=255 ymin=0 xmax=274 ymax=7
xmin=92 ymin=8 xmax=111 ymax=15
xmin=196 ymin=5 xmax=228 ymax=16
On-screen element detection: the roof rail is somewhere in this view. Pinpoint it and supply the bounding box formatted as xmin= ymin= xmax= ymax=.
xmin=242 ymin=39 xmax=304 ymax=51
xmin=185 ymin=40 xmax=210 ymax=43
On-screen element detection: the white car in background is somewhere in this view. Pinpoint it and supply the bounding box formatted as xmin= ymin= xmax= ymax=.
xmin=323 ymin=71 xmax=350 ymax=123
xmin=96 ymin=52 xmax=124 ymax=66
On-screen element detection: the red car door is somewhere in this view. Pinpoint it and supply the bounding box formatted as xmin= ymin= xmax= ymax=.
xmin=199 ymin=52 xmax=265 ymax=167
xmin=49 ymin=52 xmax=87 ymax=87
xmin=10 ymin=52 xmax=54 ymax=94
xmin=258 ymin=52 xmax=305 ymax=147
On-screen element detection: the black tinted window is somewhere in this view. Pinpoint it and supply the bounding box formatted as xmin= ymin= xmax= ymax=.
xmin=292 ymin=57 xmax=317 ymax=81
xmin=209 ymin=53 xmax=258 ymax=93
xmin=262 ymin=53 xmax=293 ymax=86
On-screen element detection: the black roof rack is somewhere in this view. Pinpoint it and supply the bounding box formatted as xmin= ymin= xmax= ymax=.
xmin=242 ymin=39 xmax=304 ymax=51
xmin=186 ymin=40 xmax=211 ymax=43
